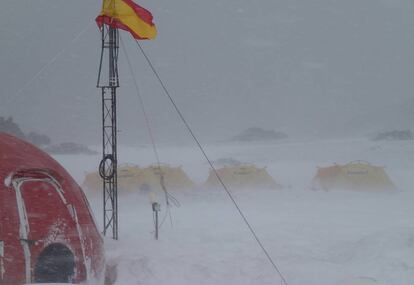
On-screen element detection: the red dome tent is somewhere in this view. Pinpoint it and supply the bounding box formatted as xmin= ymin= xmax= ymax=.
xmin=0 ymin=133 xmax=104 ymax=284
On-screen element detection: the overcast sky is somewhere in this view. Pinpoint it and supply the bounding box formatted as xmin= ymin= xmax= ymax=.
xmin=1 ymin=0 xmax=413 ymax=144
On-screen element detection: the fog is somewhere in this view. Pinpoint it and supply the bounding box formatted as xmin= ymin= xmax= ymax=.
xmin=1 ymin=0 xmax=413 ymax=144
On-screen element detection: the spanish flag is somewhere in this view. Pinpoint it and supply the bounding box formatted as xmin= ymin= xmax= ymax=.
xmin=96 ymin=0 xmax=157 ymax=40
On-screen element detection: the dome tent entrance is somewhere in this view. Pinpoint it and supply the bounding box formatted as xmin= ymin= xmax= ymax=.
xmin=311 ymin=161 xmax=396 ymax=191
xmin=0 ymin=133 xmax=104 ymax=285
xmin=203 ymin=164 xmax=281 ymax=190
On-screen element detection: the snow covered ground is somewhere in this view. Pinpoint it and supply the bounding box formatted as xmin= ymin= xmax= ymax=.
xmin=53 ymin=138 xmax=414 ymax=285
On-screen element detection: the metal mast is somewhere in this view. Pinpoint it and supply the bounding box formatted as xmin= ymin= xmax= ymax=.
xmin=97 ymin=25 xmax=119 ymax=240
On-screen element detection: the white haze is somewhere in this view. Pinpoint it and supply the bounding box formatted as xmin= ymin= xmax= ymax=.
xmin=1 ymin=0 xmax=414 ymax=144
xmin=2 ymin=1 xmax=414 ymax=284
xmin=54 ymin=138 xmax=414 ymax=285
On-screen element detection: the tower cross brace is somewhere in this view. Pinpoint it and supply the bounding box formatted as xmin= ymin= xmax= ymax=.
xmin=97 ymin=25 xmax=119 ymax=240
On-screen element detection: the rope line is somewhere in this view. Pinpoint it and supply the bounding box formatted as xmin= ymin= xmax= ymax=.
xmin=134 ymin=40 xmax=289 ymax=285
xmin=120 ymin=35 xmax=161 ymax=165
xmin=120 ymin=35 xmax=180 ymax=229
xmin=10 ymin=21 xmax=94 ymax=102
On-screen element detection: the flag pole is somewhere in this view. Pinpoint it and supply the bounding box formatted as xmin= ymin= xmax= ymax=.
xmin=95 ymin=0 xmax=156 ymax=240
xmin=97 ymin=25 xmax=119 ymax=240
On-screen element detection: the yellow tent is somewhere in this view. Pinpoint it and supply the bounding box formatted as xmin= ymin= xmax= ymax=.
xmin=82 ymin=164 xmax=195 ymax=193
xmin=203 ymin=164 xmax=281 ymax=190
xmin=311 ymin=161 xmax=396 ymax=191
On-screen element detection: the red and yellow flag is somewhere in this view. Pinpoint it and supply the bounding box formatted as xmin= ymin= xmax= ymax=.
xmin=96 ymin=0 xmax=157 ymax=40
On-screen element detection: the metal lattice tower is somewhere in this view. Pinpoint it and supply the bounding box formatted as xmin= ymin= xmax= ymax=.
xmin=97 ymin=25 xmax=119 ymax=240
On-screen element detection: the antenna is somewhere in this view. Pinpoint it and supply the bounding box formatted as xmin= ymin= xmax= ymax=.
xmin=97 ymin=25 xmax=119 ymax=240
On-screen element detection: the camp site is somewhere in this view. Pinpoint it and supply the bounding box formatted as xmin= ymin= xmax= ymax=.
xmin=1 ymin=1 xmax=414 ymax=285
